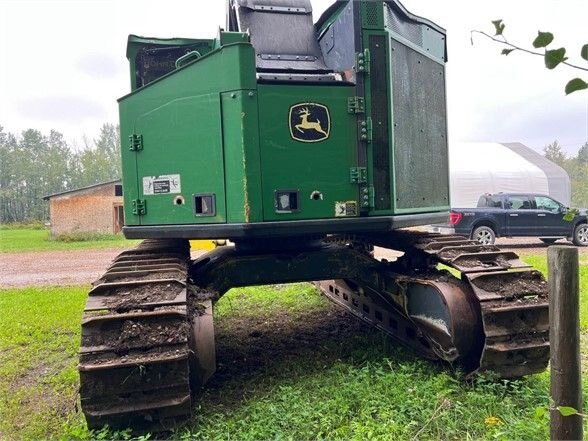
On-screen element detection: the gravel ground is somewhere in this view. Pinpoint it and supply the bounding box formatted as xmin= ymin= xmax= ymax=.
xmin=0 ymin=247 xmax=205 ymax=288
xmin=0 ymin=249 xmax=124 ymax=288
xmin=1 ymin=238 xmax=586 ymax=288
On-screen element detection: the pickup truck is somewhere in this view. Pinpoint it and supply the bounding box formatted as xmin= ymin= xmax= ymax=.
xmin=447 ymin=193 xmax=588 ymax=246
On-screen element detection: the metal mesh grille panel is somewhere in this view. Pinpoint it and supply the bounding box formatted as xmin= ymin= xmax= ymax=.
xmin=369 ymin=35 xmax=391 ymax=211
xmin=384 ymin=4 xmax=423 ymax=47
xmin=364 ymin=2 xmax=380 ymax=27
xmin=391 ymin=39 xmax=449 ymax=210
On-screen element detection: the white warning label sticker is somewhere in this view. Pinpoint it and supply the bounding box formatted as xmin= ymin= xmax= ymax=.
xmin=335 ymin=201 xmax=358 ymax=217
xmin=143 ymin=174 xmax=181 ymax=195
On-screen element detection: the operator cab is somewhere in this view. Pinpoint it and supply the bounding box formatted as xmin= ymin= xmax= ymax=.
xmin=227 ymin=0 xmax=341 ymax=83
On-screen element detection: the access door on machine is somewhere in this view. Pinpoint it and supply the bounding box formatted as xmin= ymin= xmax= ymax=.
xmin=132 ymin=94 xmax=227 ymax=226
xmin=257 ymin=84 xmax=359 ymax=222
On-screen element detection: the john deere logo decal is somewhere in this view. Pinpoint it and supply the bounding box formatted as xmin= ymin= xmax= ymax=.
xmin=289 ymin=103 xmax=330 ymax=143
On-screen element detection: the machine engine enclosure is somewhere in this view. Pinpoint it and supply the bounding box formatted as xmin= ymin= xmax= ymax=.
xmin=118 ymin=0 xmax=449 ymax=239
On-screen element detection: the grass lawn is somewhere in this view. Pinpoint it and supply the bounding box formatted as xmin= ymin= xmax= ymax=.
xmin=0 ymin=228 xmax=139 ymax=253
xmin=0 ymin=255 xmax=586 ymax=440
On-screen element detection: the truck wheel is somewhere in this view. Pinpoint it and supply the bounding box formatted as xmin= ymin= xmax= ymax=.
xmin=573 ymin=223 xmax=588 ymax=246
xmin=472 ymin=226 xmax=495 ymax=245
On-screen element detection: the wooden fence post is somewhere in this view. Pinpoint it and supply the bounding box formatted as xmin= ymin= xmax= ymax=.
xmin=548 ymin=246 xmax=582 ymax=441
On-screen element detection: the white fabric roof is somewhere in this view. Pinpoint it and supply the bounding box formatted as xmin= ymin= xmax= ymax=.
xmin=449 ymin=142 xmax=571 ymax=208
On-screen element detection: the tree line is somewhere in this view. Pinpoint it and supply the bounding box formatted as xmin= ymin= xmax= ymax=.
xmin=0 ymin=124 xmax=121 ymax=223
xmin=1 ymin=123 xmax=587 ymax=224
xmin=544 ymin=140 xmax=588 ymax=207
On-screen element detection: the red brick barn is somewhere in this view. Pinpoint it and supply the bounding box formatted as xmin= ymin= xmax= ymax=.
xmin=43 ymin=180 xmax=124 ymax=237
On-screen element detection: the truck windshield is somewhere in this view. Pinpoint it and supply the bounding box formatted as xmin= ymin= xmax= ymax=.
xmin=477 ymin=195 xmax=502 ymax=208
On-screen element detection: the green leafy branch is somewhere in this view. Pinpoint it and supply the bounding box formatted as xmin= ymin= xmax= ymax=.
xmin=534 ymin=405 xmax=587 ymax=420
xmin=563 ymin=208 xmax=580 ymax=222
xmin=555 ymin=405 xmax=587 ymax=418
xmin=471 ymin=20 xmax=588 ymax=95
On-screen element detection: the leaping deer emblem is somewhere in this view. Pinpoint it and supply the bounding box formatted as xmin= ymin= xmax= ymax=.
xmin=295 ymin=107 xmax=328 ymax=137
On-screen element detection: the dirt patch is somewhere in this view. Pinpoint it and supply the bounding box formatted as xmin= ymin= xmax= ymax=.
xmin=203 ymin=301 xmax=391 ymax=411
xmin=8 ymin=352 xmax=72 ymax=393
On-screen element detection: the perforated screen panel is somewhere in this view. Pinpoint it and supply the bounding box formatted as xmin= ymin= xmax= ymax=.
xmin=362 ymin=2 xmax=383 ymax=29
xmin=391 ymin=39 xmax=449 ymax=210
xmin=369 ymin=35 xmax=391 ymax=211
xmin=384 ymin=6 xmax=423 ymax=47
xmin=365 ymin=2 xmax=379 ymax=26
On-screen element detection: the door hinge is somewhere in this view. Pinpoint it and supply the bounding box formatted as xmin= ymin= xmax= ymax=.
xmin=350 ymin=167 xmax=368 ymax=184
xmin=367 ymin=185 xmax=375 ymax=208
xmin=359 ymin=117 xmax=373 ymax=143
xmin=132 ymin=199 xmax=146 ymax=216
xmin=129 ymin=134 xmax=143 ymax=152
xmin=356 ymin=48 xmax=370 ymax=75
xmin=360 ymin=185 xmax=372 ymax=209
xmin=347 ymin=96 xmax=365 ymax=114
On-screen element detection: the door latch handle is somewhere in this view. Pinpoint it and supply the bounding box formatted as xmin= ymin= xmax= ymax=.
xmin=509 ymin=214 xmax=519 ymax=217
xmin=538 ymin=214 xmax=547 ymax=217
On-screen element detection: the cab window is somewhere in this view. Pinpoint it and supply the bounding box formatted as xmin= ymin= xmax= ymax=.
xmin=534 ymin=196 xmax=560 ymax=213
xmin=507 ymin=196 xmax=533 ymax=210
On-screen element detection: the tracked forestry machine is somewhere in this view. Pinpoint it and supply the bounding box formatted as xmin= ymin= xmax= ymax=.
xmin=79 ymin=0 xmax=550 ymax=429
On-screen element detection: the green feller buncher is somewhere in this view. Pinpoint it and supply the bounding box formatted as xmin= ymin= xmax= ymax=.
xmin=78 ymin=0 xmax=549 ymax=430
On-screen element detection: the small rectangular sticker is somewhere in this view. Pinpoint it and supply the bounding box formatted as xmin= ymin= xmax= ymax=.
xmin=143 ymin=174 xmax=181 ymax=195
xmin=335 ymin=201 xmax=358 ymax=217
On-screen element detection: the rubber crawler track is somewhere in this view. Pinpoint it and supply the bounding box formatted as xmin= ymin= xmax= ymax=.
xmin=320 ymin=232 xmax=550 ymax=378
xmin=79 ymin=239 xmax=194 ymax=430
xmin=79 ymin=233 xmax=549 ymax=430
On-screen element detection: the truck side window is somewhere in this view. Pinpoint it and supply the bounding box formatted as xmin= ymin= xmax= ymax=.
xmin=507 ymin=196 xmax=532 ymax=210
xmin=534 ymin=196 xmax=560 ymax=213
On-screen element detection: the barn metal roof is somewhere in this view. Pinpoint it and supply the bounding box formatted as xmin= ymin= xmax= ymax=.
xmin=42 ymin=179 xmax=121 ymax=200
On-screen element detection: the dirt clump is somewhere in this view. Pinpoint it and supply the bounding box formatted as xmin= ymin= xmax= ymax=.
xmin=102 ymin=271 xmax=185 ymax=283
xmin=99 ymin=282 xmax=183 ymax=310
xmin=84 ymin=315 xmax=189 ymax=351
xmin=472 ymin=271 xmax=547 ymax=298
xmin=115 ymin=319 xmax=189 ymax=350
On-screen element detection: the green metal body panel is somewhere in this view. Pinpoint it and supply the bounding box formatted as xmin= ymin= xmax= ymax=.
xmin=133 ymin=93 xmax=226 ymax=225
xmin=119 ymin=43 xmax=257 ymax=227
xmin=220 ymin=90 xmax=264 ymax=224
xmin=257 ymin=84 xmax=358 ymax=221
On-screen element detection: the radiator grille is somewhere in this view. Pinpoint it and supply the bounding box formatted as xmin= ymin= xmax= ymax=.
xmin=391 ymin=39 xmax=449 ymax=209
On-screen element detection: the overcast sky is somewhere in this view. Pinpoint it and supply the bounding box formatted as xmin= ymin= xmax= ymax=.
xmin=0 ymin=0 xmax=586 ymax=154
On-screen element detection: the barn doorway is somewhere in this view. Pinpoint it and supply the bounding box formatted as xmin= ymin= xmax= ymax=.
xmin=113 ymin=204 xmax=124 ymax=234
